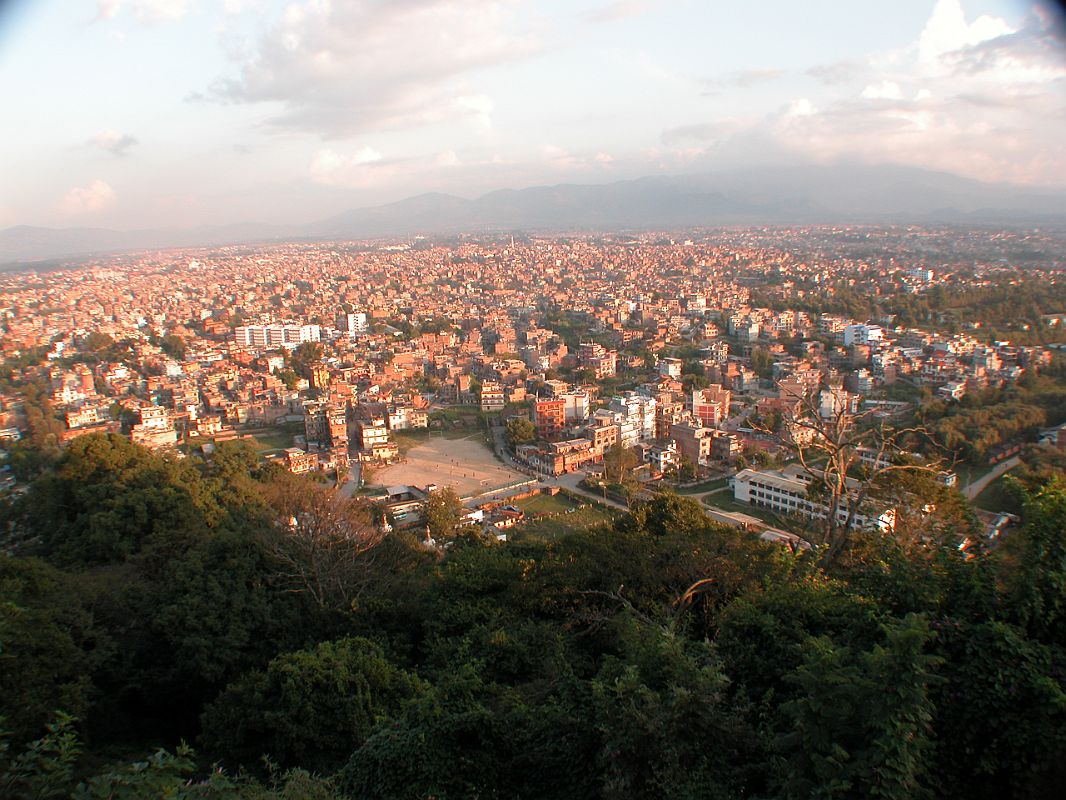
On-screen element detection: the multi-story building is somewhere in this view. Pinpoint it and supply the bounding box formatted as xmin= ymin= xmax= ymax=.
xmin=732 ymin=464 xmax=895 ymax=532
xmin=534 ymin=398 xmax=566 ymax=441
xmin=579 ymin=341 xmax=617 ymax=379
xmin=479 ymin=381 xmax=506 ymax=412
xmin=669 ymin=421 xmax=713 ymax=466
xmin=234 ymin=324 xmax=321 ymax=349
xmin=691 ymin=385 xmax=731 ymax=428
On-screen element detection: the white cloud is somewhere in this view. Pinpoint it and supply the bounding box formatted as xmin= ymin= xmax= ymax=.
xmin=89 ymin=129 xmax=138 ymax=156
xmin=454 ymin=94 xmax=495 ymax=134
xmin=133 ymin=0 xmax=190 ymax=23
xmin=861 ymin=80 xmax=903 ymax=100
xmin=222 ymin=0 xmax=258 ymax=14
xmin=60 ymin=180 xmax=116 ymax=214
xmin=213 ymin=0 xmax=539 ymax=137
xmin=435 ymin=150 xmax=461 ymax=167
xmin=96 ymin=0 xmax=122 ymax=22
xmin=787 ymin=98 xmax=816 ymax=117
xmin=309 ymin=147 xmax=385 ymax=187
xmin=918 ymin=0 xmax=1013 ymax=63
xmin=757 ymin=0 xmax=1066 ymax=185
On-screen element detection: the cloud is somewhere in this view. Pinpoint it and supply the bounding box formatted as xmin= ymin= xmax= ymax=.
xmin=918 ymin=0 xmax=1013 ymax=63
xmin=860 ymin=80 xmax=903 ymax=100
xmin=309 ymin=147 xmax=386 ymax=187
xmin=806 ymin=60 xmax=864 ymax=86
xmin=707 ymin=68 xmax=785 ymax=90
xmin=764 ymin=0 xmax=1066 ymax=185
xmin=88 ymin=129 xmax=138 ymax=156
xmin=661 ymin=122 xmax=730 ymax=146
xmin=60 ymin=180 xmax=116 ymax=214
xmin=93 ymin=0 xmax=191 ymax=24
xmin=583 ymin=1 xmax=650 ymax=24
xmin=96 ymin=0 xmax=122 ymax=22
xmin=212 ymin=0 xmax=540 ymax=137
xmin=133 ymin=0 xmax=190 ymax=23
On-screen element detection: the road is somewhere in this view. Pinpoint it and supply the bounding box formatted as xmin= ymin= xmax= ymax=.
xmin=964 ymin=456 xmax=1020 ymax=500
xmin=338 ymin=461 xmax=362 ymax=497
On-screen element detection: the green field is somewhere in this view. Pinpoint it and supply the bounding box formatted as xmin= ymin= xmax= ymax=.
xmin=511 ymin=492 xmax=581 ymax=516
xmin=676 ymin=477 xmax=730 ymax=495
xmin=973 ymin=472 xmax=1022 ymax=513
xmin=240 ymin=423 xmax=301 ymax=452
xmin=513 ymin=503 xmax=618 ymax=540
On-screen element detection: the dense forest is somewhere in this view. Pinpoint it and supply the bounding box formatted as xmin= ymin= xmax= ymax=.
xmin=3 ymin=433 xmax=1066 ymax=799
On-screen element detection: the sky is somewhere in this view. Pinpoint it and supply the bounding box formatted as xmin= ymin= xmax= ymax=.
xmin=0 ymin=0 xmax=1064 ymax=230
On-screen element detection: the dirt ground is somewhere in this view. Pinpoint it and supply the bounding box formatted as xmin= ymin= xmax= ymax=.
xmin=373 ymin=434 xmax=527 ymax=498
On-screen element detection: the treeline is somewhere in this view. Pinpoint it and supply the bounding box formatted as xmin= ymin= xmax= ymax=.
xmin=753 ymin=279 xmax=1066 ymax=343
xmin=920 ymin=375 xmax=1066 ymax=462
xmin=3 ymin=434 xmax=1066 ymax=799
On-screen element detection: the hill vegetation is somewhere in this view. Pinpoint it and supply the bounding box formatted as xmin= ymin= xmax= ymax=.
xmin=2 ymin=433 xmax=1065 ymax=799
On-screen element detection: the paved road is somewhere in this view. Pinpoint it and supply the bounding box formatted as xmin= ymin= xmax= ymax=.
xmin=338 ymin=461 xmax=362 ymax=497
xmin=964 ymin=456 xmax=1021 ymax=500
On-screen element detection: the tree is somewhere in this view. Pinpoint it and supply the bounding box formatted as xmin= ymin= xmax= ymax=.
xmin=765 ymin=390 xmax=946 ymax=568
xmin=773 ymin=614 xmax=941 ymax=800
xmin=287 ymin=342 xmax=324 ymax=380
xmin=0 ymin=557 xmax=95 ymax=747
xmin=201 ymin=637 xmax=426 ymax=772
xmin=260 ymin=477 xmax=384 ymax=610
xmin=159 ymin=334 xmax=186 ymax=360
xmin=421 ymin=487 xmax=464 ymax=542
xmin=603 ymin=441 xmax=638 ymax=486
xmin=505 ymin=416 xmax=536 ymax=448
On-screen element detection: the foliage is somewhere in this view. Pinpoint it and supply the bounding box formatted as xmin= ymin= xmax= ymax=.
xmin=1 ymin=433 xmax=1065 ymax=798
xmin=201 ymin=637 xmax=427 ymax=773
xmin=421 ymin=487 xmax=464 ymax=541
xmin=504 ymin=416 xmax=536 ymax=447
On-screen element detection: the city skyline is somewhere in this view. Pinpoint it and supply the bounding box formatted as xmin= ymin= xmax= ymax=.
xmin=1 ymin=0 xmax=1065 ymax=231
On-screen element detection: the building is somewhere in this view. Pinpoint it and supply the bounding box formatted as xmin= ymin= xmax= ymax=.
xmin=578 ymin=342 xmax=617 ymax=379
xmin=479 ymin=381 xmax=506 ymax=412
xmin=670 ymin=421 xmax=714 ymax=466
xmin=691 ymin=385 xmax=731 ymax=428
xmin=732 ymin=464 xmax=896 ymax=532
xmin=130 ymin=405 xmax=178 ymax=448
xmin=658 ymin=357 xmax=683 ymax=378
xmin=234 ymin=324 xmax=321 ymax=349
xmin=533 ymin=398 xmax=566 ymax=441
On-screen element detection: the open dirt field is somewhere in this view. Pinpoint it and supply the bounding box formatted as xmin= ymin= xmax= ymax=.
xmin=372 ymin=434 xmax=528 ymax=498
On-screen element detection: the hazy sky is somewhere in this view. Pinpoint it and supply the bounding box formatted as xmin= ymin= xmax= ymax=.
xmin=1 ymin=0 xmax=1064 ymax=230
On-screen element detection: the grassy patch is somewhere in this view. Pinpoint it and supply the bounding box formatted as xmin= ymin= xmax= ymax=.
xmin=676 ymin=477 xmax=730 ymax=495
xmin=514 ymin=505 xmax=618 ymax=540
xmin=511 ymin=492 xmax=581 ymax=516
xmin=242 ymin=423 xmax=301 ymax=452
xmin=973 ymin=472 xmax=1022 ymax=513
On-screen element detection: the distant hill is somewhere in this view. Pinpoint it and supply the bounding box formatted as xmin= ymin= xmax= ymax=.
xmin=5 ymin=164 xmax=1066 ymax=264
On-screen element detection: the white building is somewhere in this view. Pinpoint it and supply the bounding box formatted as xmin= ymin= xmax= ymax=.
xmin=235 ymin=324 xmax=321 ymax=349
xmin=843 ymin=324 xmax=884 ymax=347
xmin=732 ymin=464 xmax=895 ymax=532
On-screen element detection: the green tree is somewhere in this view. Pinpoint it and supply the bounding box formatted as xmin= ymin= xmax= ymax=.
xmin=505 ymin=416 xmax=536 ymax=448
xmin=421 ymin=487 xmax=464 ymax=542
xmin=159 ymin=334 xmax=186 ymax=360
xmin=201 ymin=637 xmax=426 ymax=772
xmin=773 ymin=614 xmax=941 ymax=800
xmin=0 ymin=557 xmax=96 ymax=746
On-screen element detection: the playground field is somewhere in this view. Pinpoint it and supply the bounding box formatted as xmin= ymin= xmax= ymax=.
xmin=372 ymin=434 xmax=527 ymax=499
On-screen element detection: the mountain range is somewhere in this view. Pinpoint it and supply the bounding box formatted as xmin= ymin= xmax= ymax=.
xmin=4 ymin=164 xmax=1066 ymax=265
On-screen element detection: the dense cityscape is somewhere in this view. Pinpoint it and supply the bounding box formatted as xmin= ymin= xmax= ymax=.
xmin=5 ymin=0 xmax=1066 ymax=797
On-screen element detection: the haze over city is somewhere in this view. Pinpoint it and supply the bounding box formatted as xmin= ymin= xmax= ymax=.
xmin=2 ymin=0 xmax=1065 ymax=232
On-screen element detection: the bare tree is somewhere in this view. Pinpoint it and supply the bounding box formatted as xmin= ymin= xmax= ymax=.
xmin=753 ymin=385 xmax=949 ymax=568
xmin=261 ymin=476 xmax=385 ymax=609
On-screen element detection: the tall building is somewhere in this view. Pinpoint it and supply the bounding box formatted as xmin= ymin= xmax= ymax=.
xmin=691 ymin=385 xmax=731 ymax=428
